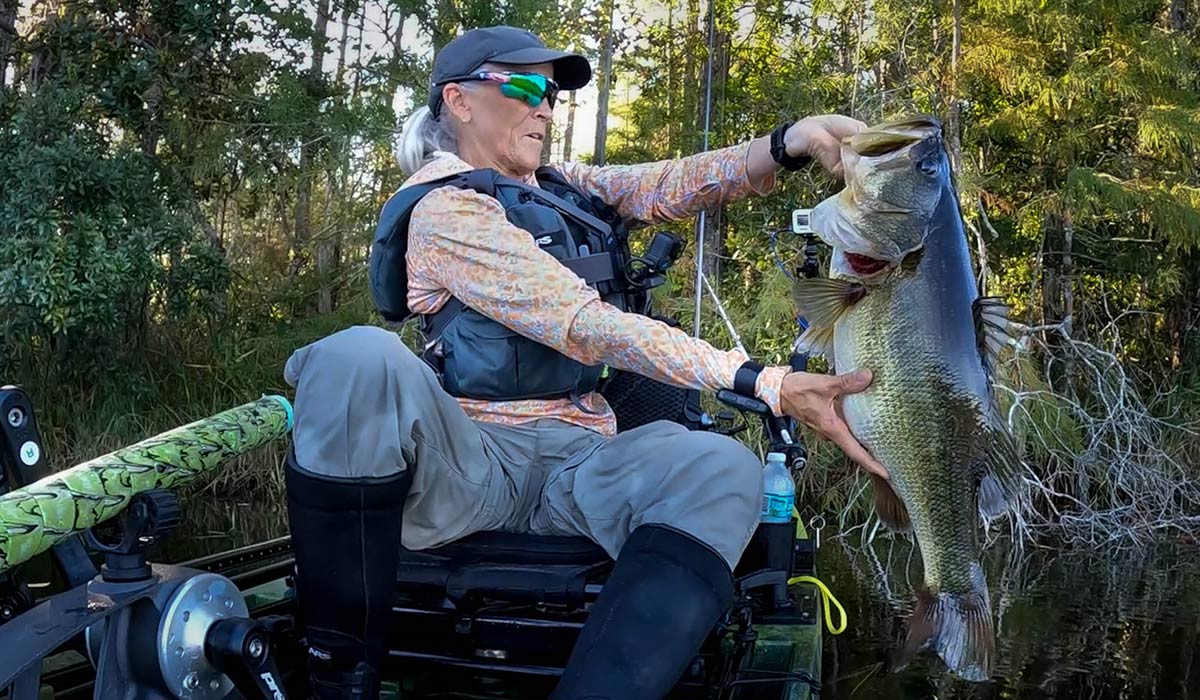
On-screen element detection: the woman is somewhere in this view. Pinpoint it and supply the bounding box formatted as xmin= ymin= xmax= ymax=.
xmin=283 ymin=24 xmax=885 ymax=700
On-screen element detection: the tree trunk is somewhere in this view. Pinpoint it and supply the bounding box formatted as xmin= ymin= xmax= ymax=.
xmin=27 ymin=0 xmax=63 ymax=88
xmin=1168 ymin=0 xmax=1187 ymax=31
xmin=292 ymin=0 xmax=330 ymax=287
xmin=541 ymin=117 xmax=554 ymax=163
xmin=700 ymin=27 xmax=728 ymax=280
xmin=562 ymin=90 xmax=578 ymax=161
xmin=1040 ymin=214 xmax=1075 ymax=395
xmin=947 ymin=0 xmax=962 ymax=175
xmin=140 ymin=82 xmax=162 ymax=158
xmin=316 ymin=1 xmax=353 ymax=315
xmin=0 ymin=1 xmax=16 ymax=90
xmin=666 ymin=0 xmax=675 ymax=152
xmin=593 ymin=0 xmax=615 ymax=165
xmin=1168 ymin=257 xmax=1198 ymax=371
xmin=336 ymin=2 xmax=351 ymax=82
xmin=353 ymin=2 xmax=367 ymax=96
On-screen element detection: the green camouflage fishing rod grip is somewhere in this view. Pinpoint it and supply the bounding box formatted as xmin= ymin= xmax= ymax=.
xmin=0 ymin=394 xmax=293 ymax=573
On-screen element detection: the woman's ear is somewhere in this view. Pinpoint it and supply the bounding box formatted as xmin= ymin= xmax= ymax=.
xmin=442 ymin=84 xmax=472 ymax=124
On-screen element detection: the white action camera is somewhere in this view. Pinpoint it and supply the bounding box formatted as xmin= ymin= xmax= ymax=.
xmin=791 ymin=208 xmax=813 ymax=235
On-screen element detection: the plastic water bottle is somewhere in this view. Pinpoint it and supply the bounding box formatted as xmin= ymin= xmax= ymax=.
xmin=761 ymin=452 xmax=795 ymax=523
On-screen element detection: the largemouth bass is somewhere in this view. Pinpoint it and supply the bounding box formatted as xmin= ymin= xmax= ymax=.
xmin=793 ymin=115 xmax=1025 ymax=681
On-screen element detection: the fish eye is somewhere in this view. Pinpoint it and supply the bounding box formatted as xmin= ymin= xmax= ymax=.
xmin=918 ymin=156 xmax=940 ymax=178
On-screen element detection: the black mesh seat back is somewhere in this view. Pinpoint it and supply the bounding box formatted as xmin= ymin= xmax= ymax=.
xmin=600 ymin=370 xmax=702 ymax=433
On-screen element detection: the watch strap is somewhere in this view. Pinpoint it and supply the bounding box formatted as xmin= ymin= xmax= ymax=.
xmin=771 ymin=121 xmax=811 ymax=171
xmin=734 ymin=361 xmax=764 ymax=398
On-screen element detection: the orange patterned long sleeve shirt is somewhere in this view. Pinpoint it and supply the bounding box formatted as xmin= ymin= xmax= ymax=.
xmin=402 ymin=142 xmax=792 ymax=436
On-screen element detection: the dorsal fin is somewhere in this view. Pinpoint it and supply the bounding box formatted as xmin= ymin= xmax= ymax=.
xmin=973 ymin=296 xmax=1026 ymax=374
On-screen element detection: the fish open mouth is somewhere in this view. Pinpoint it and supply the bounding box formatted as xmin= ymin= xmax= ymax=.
xmin=844 ymin=252 xmax=890 ymax=276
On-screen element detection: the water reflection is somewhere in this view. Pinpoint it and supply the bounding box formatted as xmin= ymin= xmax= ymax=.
xmin=158 ymin=491 xmax=288 ymax=564
xmin=821 ymin=532 xmax=1200 ymax=699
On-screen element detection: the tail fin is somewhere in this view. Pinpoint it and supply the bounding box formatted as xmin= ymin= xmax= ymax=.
xmin=894 ymin=587 xmax=994 ymax=682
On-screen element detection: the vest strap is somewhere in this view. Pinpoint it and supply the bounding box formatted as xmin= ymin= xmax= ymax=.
xmin=563 ymin=253 xmax=618 ymax=285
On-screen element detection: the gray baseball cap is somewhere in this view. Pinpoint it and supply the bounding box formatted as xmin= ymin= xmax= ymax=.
xmin=427 ymin=26 xmax=591 ymax=116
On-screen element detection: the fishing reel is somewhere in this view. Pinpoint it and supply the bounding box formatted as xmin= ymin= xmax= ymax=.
xmin=623 ymin=230 xmax=685 ymax=289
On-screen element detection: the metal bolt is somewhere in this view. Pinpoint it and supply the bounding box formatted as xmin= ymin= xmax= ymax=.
xmin=210 ymin=679 xmax=221 ymax=691
xmin=248 ymin=638 xmax=265 ymax=659
xmin=1 ymin=606 xmax=12 ymax=619
xmin=184 ymin=672 xmax=200 ymax=690
xmin=6 ymin=407 xmax=23 ymax=427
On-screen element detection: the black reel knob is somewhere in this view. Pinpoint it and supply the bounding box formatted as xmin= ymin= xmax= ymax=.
xmin=84 ymin=489 xmax=182 ymax=582
xmin=135 ymin=488 xmax=183 ymax=540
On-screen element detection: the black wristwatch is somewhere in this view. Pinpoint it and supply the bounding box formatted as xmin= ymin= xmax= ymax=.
xmin=770 ymin=121 xmax=811 ymax=171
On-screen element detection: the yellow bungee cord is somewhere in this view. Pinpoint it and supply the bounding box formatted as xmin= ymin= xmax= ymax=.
xmin=787 ymin=507 xmax=847 ymax=635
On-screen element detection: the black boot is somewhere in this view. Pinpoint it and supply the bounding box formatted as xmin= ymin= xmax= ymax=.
xmin=284 ymin=448 xmax=412 ymax=700
xmin=550 ymin=524 xmax=735 ymax=700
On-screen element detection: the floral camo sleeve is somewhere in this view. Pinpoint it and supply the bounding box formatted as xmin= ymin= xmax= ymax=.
xmin=404 ymin=144 xmax=791 ymax=435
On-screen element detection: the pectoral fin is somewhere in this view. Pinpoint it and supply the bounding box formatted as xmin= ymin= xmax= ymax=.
xmin=872 ymin=474 xmax=911 ymax=532
xmin=791 ymin=278 xmax=867 ymax=358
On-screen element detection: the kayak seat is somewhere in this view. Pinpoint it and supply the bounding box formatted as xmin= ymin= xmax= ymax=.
xmin=402 ymin=530 xmax=610 ymax=565
xmin=395 ymin=531 xmax=612 ymax=609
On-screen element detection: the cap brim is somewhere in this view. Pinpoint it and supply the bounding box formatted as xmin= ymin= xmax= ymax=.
xmin=488 ymin=47 xmax=592 ymax=90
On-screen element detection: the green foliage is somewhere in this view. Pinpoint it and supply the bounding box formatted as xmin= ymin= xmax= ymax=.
xmin=0 ymin=82 xmax=225 ymax=366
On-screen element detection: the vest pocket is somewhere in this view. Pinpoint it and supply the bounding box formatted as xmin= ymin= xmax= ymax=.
xmin=440 ymin=310 xmax=603 ymax=401
xmin=440 ymin=311 xmax=524 ymax=399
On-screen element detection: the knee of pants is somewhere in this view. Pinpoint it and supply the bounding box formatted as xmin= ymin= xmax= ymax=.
xmin=685 ymin=433 xmax=764 ymax=525
xmin=285 ymin=326 xmax=427 ymax=479
xmin=287 ymin=325 xmax=420 ymax=380
xmin=634 ymin=432 xmax=763 ymax=560
xmin=286 ymin=326 xmax=428 ymax=397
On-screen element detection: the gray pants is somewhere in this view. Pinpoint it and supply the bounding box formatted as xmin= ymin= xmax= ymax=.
xmin=283 ymin=326 xmax=763 ymax=568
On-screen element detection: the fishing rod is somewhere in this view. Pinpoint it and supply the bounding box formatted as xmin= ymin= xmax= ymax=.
xmin=692 ymin=0 xmax=717 ymax=338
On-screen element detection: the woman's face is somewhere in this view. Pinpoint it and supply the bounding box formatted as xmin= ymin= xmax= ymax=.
xmin=442 ymin=62 xmax=555 ymax=177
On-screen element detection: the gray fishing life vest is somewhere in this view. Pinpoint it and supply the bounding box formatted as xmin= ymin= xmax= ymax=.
xmin=369 ymin=166 xmax=667 ymax=404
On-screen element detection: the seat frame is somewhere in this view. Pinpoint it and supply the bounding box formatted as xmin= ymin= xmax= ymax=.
xmin=375 ymin=519 xmax=819 ymax=699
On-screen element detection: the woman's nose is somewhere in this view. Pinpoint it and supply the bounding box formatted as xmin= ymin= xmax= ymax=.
xmin=533 ymin=99 xmax=553 ymax=121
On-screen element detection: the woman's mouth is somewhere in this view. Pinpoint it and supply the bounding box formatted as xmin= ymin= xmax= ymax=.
xmin=525 ymin=133 xmax=544 ymax=143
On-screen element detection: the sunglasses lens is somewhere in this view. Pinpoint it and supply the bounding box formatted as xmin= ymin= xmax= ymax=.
xmin=501 ymin=74 xmax=557 ymax=108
